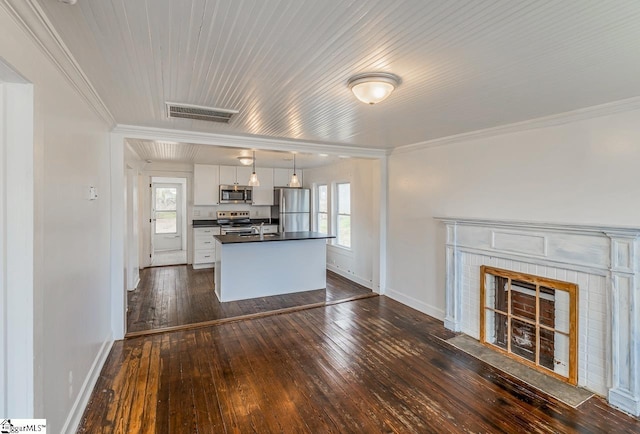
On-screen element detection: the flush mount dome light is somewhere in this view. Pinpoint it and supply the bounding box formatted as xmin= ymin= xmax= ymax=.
xmin=348 ymin=72 xmax=400 ymax=105
xmin=237 ymin=156 xmax=253 ymax=165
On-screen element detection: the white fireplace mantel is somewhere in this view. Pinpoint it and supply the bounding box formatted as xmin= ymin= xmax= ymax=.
xmin=436 ymin=217 xmax=640 ymax=417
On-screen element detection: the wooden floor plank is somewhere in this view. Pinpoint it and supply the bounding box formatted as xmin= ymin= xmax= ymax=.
xmin=127 ymin=266 xmax=373 ymax=335
xmin=80 ymin=296 xmax=640 ymax=434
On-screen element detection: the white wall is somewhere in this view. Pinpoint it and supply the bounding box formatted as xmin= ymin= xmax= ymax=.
xmin=387 ymin=108 xmax=640 ymax=320
xmin=0 ymin=6 xmax=113 ymax=433
xmin=304 ymin=159 xmax=381 ymax=290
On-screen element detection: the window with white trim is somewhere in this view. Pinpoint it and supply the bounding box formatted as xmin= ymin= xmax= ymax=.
xmin=336 ymin=183 xmax=351 ymax=248
xmin=154 ymin=186 xmax=178 ymax=234
xmin=316 ymin=184 xmax=328 ymax=234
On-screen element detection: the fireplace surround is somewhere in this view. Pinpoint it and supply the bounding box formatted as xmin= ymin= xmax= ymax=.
xmin=437 ymin=217 xmax=640 ymax=416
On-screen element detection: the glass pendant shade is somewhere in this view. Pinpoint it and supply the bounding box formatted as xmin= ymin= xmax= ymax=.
xmin=248 ymin=171 xmax=260 ymax=186
xmin=289 ymin=154 xmax=301 ymax=187
xmin=348 ymin=72 xmax=400 ymax=105
xmin=247 ymin=151 xmax=260 ymax=186
xmin=289 ymin=173 xmax=301 ymax=188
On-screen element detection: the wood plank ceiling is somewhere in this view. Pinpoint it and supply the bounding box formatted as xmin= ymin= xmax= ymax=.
xmin=38 ymin=0 xmax=640 ymax=149
xmin=126 ymin=139 xmax=341 ymax=169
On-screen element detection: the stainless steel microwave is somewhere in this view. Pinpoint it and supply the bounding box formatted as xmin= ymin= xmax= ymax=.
xmin=219 ymin=185 xmax=253 ymax=204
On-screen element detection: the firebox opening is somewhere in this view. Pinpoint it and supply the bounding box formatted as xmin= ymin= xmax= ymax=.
xmin=480 ymin=266 xmax=577 ymax=385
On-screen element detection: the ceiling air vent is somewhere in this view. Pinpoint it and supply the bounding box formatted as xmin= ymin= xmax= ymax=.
xmin=166 ymin=102 xmax=239 ymax=123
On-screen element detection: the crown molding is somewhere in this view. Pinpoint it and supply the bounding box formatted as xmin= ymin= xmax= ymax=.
xmin=111 ymin=124 xmax=388 ymax=159
xmin=0 ymin=0 xmax=116 ymax=127
xmin=393 ymin=96 xmax=640 ymax=155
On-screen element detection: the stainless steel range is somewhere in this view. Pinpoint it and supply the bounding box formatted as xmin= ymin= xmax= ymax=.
xmin=216 ymin=211 xmax=254 ymax=235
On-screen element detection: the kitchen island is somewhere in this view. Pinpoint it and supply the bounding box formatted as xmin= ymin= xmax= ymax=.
xmin=214 ymin=231 xmax=335 ymax=302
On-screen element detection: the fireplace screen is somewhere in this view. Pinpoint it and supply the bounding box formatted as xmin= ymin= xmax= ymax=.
xmin=480 ymin=266 xmax=578 ymax=384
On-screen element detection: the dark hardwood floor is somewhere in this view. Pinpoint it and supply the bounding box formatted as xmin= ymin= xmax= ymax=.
xmin=82 ymin=296 xmax=639 ymax=433
xmin=127 ymin=266 xmax=373 ymax=334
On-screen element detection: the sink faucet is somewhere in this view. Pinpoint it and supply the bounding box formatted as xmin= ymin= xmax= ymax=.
xmin=251 ymin=222 xmax=265 ymax=238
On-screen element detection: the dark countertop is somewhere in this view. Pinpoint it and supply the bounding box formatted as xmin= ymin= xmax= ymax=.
xmin=193 ymin=218 xmax=278 ymax=228
xmin=214 ymin=231 xmax=335 ymax=244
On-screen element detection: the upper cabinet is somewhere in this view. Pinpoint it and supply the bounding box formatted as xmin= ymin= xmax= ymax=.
xmin=274 ymin=168 xmax=304 ymax=188
xmin=193 ymin=164 xmax=220 ymax=205
xmin=195 ymin=165 xmax=301 ymax=207
xmin=220 ymin=165 xmax=253 ymax=185
xmin=252 ymin=168 xmax=274 ymax=206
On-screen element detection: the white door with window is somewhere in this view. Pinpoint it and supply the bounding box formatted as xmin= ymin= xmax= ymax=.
xmin=152 ymin=183 xmax=182 ymax=251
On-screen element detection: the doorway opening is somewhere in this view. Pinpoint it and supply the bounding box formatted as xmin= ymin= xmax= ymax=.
xmin=150 ymin=177 xmax=187 ymax=266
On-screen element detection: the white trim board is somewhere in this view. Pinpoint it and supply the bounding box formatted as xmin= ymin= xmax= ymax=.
xmin=0 ymin=75 xmax=35 ymax=417
xmin=0 ymin=82 xmax=5 ymax=417
xmin=60 ymin=335 xmax=113 ymax=434
xmin=113 ymin=125 xmax=388 ymax=159
xmin=110 ymin=134 xmax=126 ymax=340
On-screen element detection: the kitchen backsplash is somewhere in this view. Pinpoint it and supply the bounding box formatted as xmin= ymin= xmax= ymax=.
xmin=192 ymin=204 xmax=271 ymax=219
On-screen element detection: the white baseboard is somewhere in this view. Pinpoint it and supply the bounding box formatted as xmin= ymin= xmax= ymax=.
xmin=192 ymin=263 xmax=214 ymax=270
xmin=326 ymin=264 xmax=373 ymax=290
xmin=385 ymin=287 xmax=445 ymax=321
xmin=61 ymin=333 xmax=114 ymax=434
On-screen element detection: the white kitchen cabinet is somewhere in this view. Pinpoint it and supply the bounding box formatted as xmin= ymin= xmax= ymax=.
xmin=220 ymin=165 xmax=252 ymax=185
xmin=237 ymin=166 xmax=252 ymax=185
xmin=193 ymin=227 xmax=220 ymax=269
xmin=273 ymin=168 xmax=303 ymax=187
xmin=252 ymin=167 xmax=274 ymax=205
xmin=219 ymin=166 xmax=236 ymax=185
xmin=193 ymin=164 xmax=220 ymax=205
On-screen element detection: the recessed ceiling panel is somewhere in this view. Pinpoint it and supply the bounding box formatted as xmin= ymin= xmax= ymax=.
xmin=126 ymin=139 xmax=341 ymax=169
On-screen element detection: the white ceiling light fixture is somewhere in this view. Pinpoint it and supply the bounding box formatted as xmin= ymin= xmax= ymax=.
xmin=289 ymin=154 xmax=301 ymax=188
xmin=58 ymin=0 xmax=78 ymax=4
xmin=248 ymin=151 xmax=260 ymax=187
xmin=237 ymin=156 xmax=253 ymax=165
xmin=348 ymin=72 xmax=400 ymax=105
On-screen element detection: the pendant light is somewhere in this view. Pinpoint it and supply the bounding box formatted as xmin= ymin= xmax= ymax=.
xmin=248 ymin=151 xmax=260 ymax=186
xmin=289 ymin=154 xmax=301 ymax=188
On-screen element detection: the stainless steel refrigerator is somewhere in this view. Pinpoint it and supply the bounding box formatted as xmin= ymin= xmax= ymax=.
xmin=271 ymin=188 xmax=310 ymax=232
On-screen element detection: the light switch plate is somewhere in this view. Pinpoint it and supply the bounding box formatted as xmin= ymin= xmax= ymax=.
xmin=89 ymin=186 xmax=98 ymax=200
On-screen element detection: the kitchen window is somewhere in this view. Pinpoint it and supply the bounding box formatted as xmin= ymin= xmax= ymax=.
xmin=336 ymin=183 xmax=351 ymax=248
xmin=316 ymin=184 xmax=328 ymax=234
